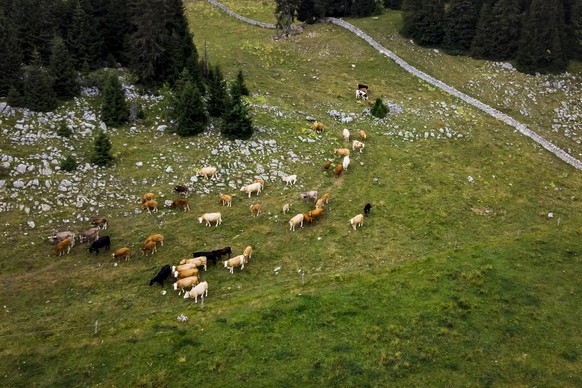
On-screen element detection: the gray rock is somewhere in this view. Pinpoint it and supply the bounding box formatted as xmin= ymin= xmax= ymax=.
xmin=13 ymin=179 xmax=25 ymax=188
xmin=16 ymin=164 xmax=28 ymax=174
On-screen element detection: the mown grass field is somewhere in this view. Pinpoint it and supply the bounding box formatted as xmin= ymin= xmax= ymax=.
xmin=0 ymin=0 xmax=581 ymax=385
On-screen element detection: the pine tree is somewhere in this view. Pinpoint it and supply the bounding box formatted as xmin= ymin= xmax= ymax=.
xmin=350 ymin=0 xmax=382 ymax=17
xmin=49 ymin=35 xmax=79 ymax=99
xmin=471 ymin=2 xmax=495 ymax=58
xmin=490 ymin=0 xmax=522 ymax=60
xmin=68 ymin=0 xmax=101 ymax=71
xmin=232 ymin=69 xmax=250 ymax=97
xmin=174 ymin=80 xmax=208 ymax=137
xmin=370 ymin=98 xmax=389 ymax=118
xmin=206 ymin=66 xmax=228 ymax=118
xmin=221 ymin=95 xmax=254 ymax=140
xmin=567 ymin=0 xmax=582 ymax=60
xmin=516 ymin=0 xmax=568 ymax=73
xmin=0 ymin=10 xmax=23 ymax=96
xmin=90 ymin=130 xmax=114 ymax=167
xmin=443 ymin=0 xmax=478 ymax=53
xmin=23 ymin=50 xmax=58 ymax=112
xmin=101 ymin=72 xmax=129 ymax=127
xmin=402 ymin=0 xmax=445 ymax=46
xmin=297 ymin=0 xmax=317 ymax=23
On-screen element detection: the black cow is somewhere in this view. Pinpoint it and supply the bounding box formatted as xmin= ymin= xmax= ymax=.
xmin=89 ymin=236 xmax=110 ymax=255
xmin=174 ymin=185 xmax=190 ymax=196
xmin=192 ymin=251 xmax=219 ymax=266
xmin=212 ymin=246 xmax=232 ymax=260
xmin=149 ymin=265 xmax=172 ymax=287
xmin=363 ymin=203 xmax=372 ymax=216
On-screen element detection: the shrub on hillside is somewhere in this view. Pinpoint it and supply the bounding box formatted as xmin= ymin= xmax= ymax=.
xmin=90 ymin=130 xmax=114 ymax=167
xmin=57 ymin=121 xmax=72 ymax=138
xmin=370 ymin=98 xmax=389 ymax=119
xmin=60 ymin=155 xmax=77 ymax=172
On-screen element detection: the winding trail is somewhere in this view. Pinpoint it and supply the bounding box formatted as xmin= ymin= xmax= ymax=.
xmin=206 ymin=0 xmax=582 ymax=171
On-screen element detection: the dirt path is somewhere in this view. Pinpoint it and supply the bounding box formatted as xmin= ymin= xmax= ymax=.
xmin=206 ymin=0 xmax=582 ymax=171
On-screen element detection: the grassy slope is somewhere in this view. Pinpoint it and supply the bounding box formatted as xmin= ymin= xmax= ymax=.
xmin=0 ymin=0 xmax=580 ymax=385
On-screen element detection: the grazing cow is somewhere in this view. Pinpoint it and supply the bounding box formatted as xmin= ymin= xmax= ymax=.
xmin=358 ymin=130 xmax=367 ymax=141
xmin=350 ymin=214 xmax=364 ymax=230
xmin=282 ymin=174 xmax=297 ymax=186
xmin=173 ymin=276 xmax=199 ymax=295
xmin=289 ymin=213 xmax=304 ymax=231
xmin=184 ymin=281 xmax=208 ymax=303
xmin=342 ymin=155 xmax=350 ymax=172
xmin=243 ymin=246 xmax=253 ymax=260
xmin=54 ymin=238 xmax=73 ymax=256
xmin=282 ymin=203 xmax=291 ymax=214
xmin=356 ymin=89 xmax=368 ymax=100
xmin=192 ymin=251 xmax=219 ymax=266
xmin=334 ymin=148 xmax=350 ymax=157
xmin=323 ymin=160 xmax=332 ymax=170
xmin=352 ymin=140 xmax=365 ymax=153
xmin=311 ymin=121 xmax=325 ymax=132
xmin=79 ymin=227 xmax=100 ymax=243
xmin=144 ymin=233 xmax=164 ymax=247
xmin=302 ymin=213 xmax=314 ymax=224
xmin=224 ymin=255 xmax=246 ymax=274
xmin=342 ymin=128 xmax=350 ymax=142
xmin=174 ymin=185 xmax=190 ymax=196
xmin=142 ymin=199 xmax=158 ymax=214
xmin=49 ymin=231 xmax=76 ymax=246
xmin=300 ymin=191 xmax=318 ymax=201
xmin=182 ymin=256 xmax=208 ymax=270
xmin=250 ymin=203 xmax=262 ymax=217
xmin=170 ymin=199 xmax=190 ymax=212
xmin=91 ymin=217 xmax=108 ymax=230
xmin=212 ymin=246 xmax=232 ymax=260
xmin=364 ymin=203 xmax=372 ymax=216
xmin=198 ymin=167 xmax=217 ymax=180
xmin=141 ymin=192 xmax=155 ymax=203
xmin=315 ymin=198 xmax=325 ymax=209
xmin=253 ymin=178 xmax=265 ymax=188
xmin=308 ymin=208 xmax=324 ymax=219
xmin=174 ymin=268 xmax=199 ymax=279
xmin=333 ymin=163 xmax=343 ymax=178
xmin=240 ymin=182 xmax=262 ymax=198
xmin=112 ymin=247 xmax=131 ymax=261
xmin=198 ymin=212 xmax=222 ymax=227
xmin=89 ymin=236 xmax=111 ymax=255
xmin=320 ymin=193 xmax=330 ymax=204
xmin=149 ymin=265 xmax=172 ymax=287
xmin=219 ymin=194 xmax=232 ymax=207
xmin=141 ymin=241 xmax=157 ymax=256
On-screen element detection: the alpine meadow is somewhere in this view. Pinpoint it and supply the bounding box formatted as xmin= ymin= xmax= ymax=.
xmin=0 ymin=0 xmax=581 ymax=386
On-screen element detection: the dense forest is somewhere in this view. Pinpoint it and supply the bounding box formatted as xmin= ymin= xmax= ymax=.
xmin=279 ymin=0 xmax=581 ymax=74
xmin=1 ymin=0 xmax=581 ymax=113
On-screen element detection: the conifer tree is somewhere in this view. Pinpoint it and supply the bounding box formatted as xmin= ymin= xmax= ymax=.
xmin=275 ymin=0 xmax=301 ymax=37
xmin=0 ymin=10 xmax=23 ymax=96
xmin=516 ymin=0 xmax=568 ymax=73
xmin=443 ymin=0 xmax=478 ymax=53
xmin=49 ymin=35 xmax=79 ymax=99
xmin=90 ymin=130 xmax=114 ymax=167
xmin=68 ymin=0 xmax=101 ymax=71
xmin=221 ymin=94 xmax=253 ymax=140
xmin=174 ymin=80 xmax=207 ymax=137
xmin=471 ymin=2 xmax=495 ymax=58
xmin=206 ymin=66 xmax=228 ymax=118
xmin=402 ymin=0 xmax=445 ymax=46
xmin=568 ymin=0 xmax=582 ymax=60
xmin=23 ymin=50 xmax=58 ymax=112
xmin=101 ymin=73 xmax=129 ymax=127
xmin=232 ymin=69 xmax=250 ymax=97
xmin=490 ymin=0 xmax=522 ymax=60
xmin=370 ymin=98 xmax=389 ymax=118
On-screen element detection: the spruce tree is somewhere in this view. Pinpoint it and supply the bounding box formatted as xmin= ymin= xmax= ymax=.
xmin=49 ymin=35 xmax=79 ymax=99
xmin=101 ymin=72 xmax=129 ymax=127
xmin=23 ymin=50 xmax=58 ymax=112
xmin=232 ymin=69 xmax=250 ymax=97
xmin=90 ymin=130 xmax=114 ymax=167
xmin=402 ymin=0 xmax=445 ymax=46
xmin=516 ymin=0 xmax=568 ymax=73
xmin=0 ymin=10 xmax=23 ymax=96
xmin=221 ymin=95 xmax=254 ymax=140
xmin=490 ymin=0 xmax=522 ymax=60
xmin=174 ymin=80 xmax=207 ymax=137
xmin=568 ymin=0 xmax=582 ymax=60
xmin=370 ymin=98 xmax=389 ymax=118
xmin=68 ymin=0 xmax=101 ymax=71
xmin=471 ymin=2 xmax=495 ymax=58
xmin=443 ymin=0 xmax=478 ymax=53
xmin=206 ymin=66 xmax=228 ymax=118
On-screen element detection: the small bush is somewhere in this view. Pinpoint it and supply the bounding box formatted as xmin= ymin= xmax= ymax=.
xmin=370 ymin=98 xmax=389 ymax=119
xmin=56 ymin=121 xmax=72 ymax=138
xmin=60 ymin=155 xmax=77 ymax=172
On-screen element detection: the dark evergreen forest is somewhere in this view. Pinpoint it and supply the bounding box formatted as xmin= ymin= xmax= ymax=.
xmin=1 ymin=0 xmax=580 ymax=113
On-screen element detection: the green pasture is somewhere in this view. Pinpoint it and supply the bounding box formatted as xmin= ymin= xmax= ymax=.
xmin=0 ymin=0 xmax=580 ymax=385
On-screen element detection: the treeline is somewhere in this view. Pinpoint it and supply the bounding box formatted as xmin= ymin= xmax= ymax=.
xmin=401 ymin=0 xmax=581 ymax=74
xmin=0 ymin=0 xmax=202 ymax=105
xmin=280 ymin=0 xmax=581 ymax=74
xmin=0 ymin=0 xmax=254 ymax=141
